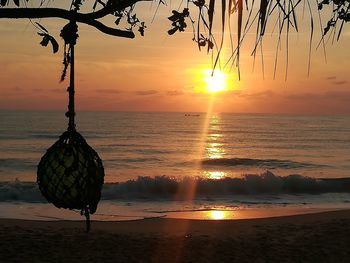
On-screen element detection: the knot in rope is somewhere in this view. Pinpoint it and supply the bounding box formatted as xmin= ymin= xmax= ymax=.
xmin=60 ymin=20 xmax=79 ymax=46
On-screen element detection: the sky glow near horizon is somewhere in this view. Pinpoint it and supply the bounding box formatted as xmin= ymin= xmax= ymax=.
xmin=0 ymin=1 xmax=350 ymax=114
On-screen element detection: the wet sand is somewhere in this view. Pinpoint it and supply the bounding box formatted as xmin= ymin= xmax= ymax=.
xmin=1 ymin=210 xmax=350 ymax=262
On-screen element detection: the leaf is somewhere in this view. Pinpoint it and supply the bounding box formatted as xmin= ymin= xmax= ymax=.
xmin=291 ymin=0 xmax=301 ymax=32
xmin=306 ymin=0 xmax=313 ymax=76
xmin=193 ymin=0 xmax=205 ymax=7
xmin=138 ymin=26 xmax=145 ymax=36
xmin=346 ymin=13 xmax=350 ymax=22
xmin=168 ymin=27 xmax=178 ymax=35
xmin=167 ymin=8 xmax=189 ymax=36
xmin=38 ymin=33 xmax=59 ymax=54
xmin=198 ymin=39 xmax=206 ymax=46
xmin=207 ymin=40 xmax=214 ymax=50
xmin=35 ymin=22 xmax=48 ymax=33
xmin=49 ymin=36 xmax=59 ymax=53
xmin=208 ymin=0 xmax=215 ymax=35
xmin=93 ymin=0 xmax=97 ymax=10
xmin=40 ymin=35 xmax=50 ymax=47
xmin=221 ymin=0 xmax=226 ymax=36
xmin=259 ymin=0 xmax=268 ymax=36
xmin=115 ymin=17 xmax=122 ymax=25
xmin=168 ymin=11 xmax=181 ymax=22
xmin=237 ymin=0 xmax=243 ymax=79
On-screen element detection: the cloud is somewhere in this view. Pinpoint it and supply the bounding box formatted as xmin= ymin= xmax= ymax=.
xmin=286 ymin=90 xmax=350 ymax=101
xmin=97 ymin=88 xmax=123 ymax=94
xmin=237 ymin=90 xmax=276 ymax=99
xmin=286 ymin=92 xmax=316 ymax=100
xmin=166 ymin=90 xmax=184 ymax=96
xmin=49 ymin=88 xmax=62 ymax=93
xmin=31 ymin=88 xmax=43 ymax=92
xmin=333 ymin=80 xmax=347 ymax=85
xmin=135 ymin=90 xmax=158 ymax=96
xmin=325 ymin=76 xmax=348 ymax=85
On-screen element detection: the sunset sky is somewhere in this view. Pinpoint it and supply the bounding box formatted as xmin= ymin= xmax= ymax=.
xmin=0 ymin=1 xmax=350 ymax=114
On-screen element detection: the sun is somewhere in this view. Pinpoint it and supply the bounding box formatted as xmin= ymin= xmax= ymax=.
xmin=204 ymin=69 xmax=227 ymax=93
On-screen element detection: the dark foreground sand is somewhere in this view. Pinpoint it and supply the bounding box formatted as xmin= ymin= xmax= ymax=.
xmin=1 ymin=210 xmax=350 ymax=262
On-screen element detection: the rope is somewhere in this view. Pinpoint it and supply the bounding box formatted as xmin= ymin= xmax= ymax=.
xmin=60 ymin=20 xmax=79 ymax=132
xmin=60 ymin=18 xmax=95 ymax=232
xmin=67 ymin=44 xmax=75 ymax=132
xmin=85 ymin=207 xmax=90 ymax=233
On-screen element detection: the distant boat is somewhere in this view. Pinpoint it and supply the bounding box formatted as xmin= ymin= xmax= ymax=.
xmin=185 ymin=114 xmax=200 ymax=117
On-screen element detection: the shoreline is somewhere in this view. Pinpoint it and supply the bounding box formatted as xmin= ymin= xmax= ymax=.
xmin=1 ymin=200 xmax=348 ymax=222
xmin=1 ymin=210 xmax=350 ymax=262
xmin=1 ymin=209 xmax=350 ymax=235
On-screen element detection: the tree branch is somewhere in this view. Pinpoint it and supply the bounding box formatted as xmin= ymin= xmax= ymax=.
xmin=0 ymin=7 xmax=135 ymax=38
xmin=85 ymin=18 xmax=134 ymax=38
xmin=89 ymin=0 xmax=147 ymax=20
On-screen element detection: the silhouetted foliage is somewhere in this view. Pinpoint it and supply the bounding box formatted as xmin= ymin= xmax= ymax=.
xmin=0 ymin=0 xmax=349 ymax=75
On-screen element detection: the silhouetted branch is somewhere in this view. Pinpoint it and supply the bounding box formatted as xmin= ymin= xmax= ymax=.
xmin=0 ymin=7 xmax=136 ymax=38
xmin=89 ymin=0 xmax=149 ymax=20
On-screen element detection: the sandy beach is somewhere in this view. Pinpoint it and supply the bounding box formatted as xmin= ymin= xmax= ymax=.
xmin=1 ymin=210 xmax=350 ymax=262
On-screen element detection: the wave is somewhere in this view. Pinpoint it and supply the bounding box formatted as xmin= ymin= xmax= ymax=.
xmin=201 ymin=158 xmax=326 ymax=169
xmin=0 ymin=133 xmax=60 ymax=140
xmin=1 ymin=171 xmax=350 ymax=202
xmin=29 ymin=134 xmax=61 ymax=139
xmin=104 ymin=157 xmax=163 ymax=164
xmin=0 ymin=180 xmax=44 ymax=202
xmin=0 ymin=158 xmax=37 ymax=170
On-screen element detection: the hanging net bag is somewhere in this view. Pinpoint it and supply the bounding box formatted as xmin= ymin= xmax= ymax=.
xmin=37 ymin=131 xmax=104 ymax=221
xmin=37 ymin=20 xmax=104 ymax=232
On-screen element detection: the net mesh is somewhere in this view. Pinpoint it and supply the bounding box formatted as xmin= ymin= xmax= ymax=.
xmin=37 ymin=130 xmax=104 ymax=214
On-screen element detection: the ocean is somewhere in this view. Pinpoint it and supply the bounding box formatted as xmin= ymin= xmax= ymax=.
xmin=1 ymin=110 xmax=350 ymax=220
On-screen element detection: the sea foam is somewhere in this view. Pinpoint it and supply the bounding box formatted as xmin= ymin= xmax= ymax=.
xmin=1 ymin=171 xmax=350 ymax=202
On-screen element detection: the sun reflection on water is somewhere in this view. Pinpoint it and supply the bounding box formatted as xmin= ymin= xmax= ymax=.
xmin=207 ymin=133 xmax=223 ymax=141
xmin=207 ymin=210 xmax=227 ymax=220
xmin=202 ymin=171 xmax=227 ymax=179
xmin=206 ymin=115 xmax=225 ymax=159
xmin=201 ymin=114 xmax=228 ymax=179
xmin=205 ymin=142 xmax=225 ymax=159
